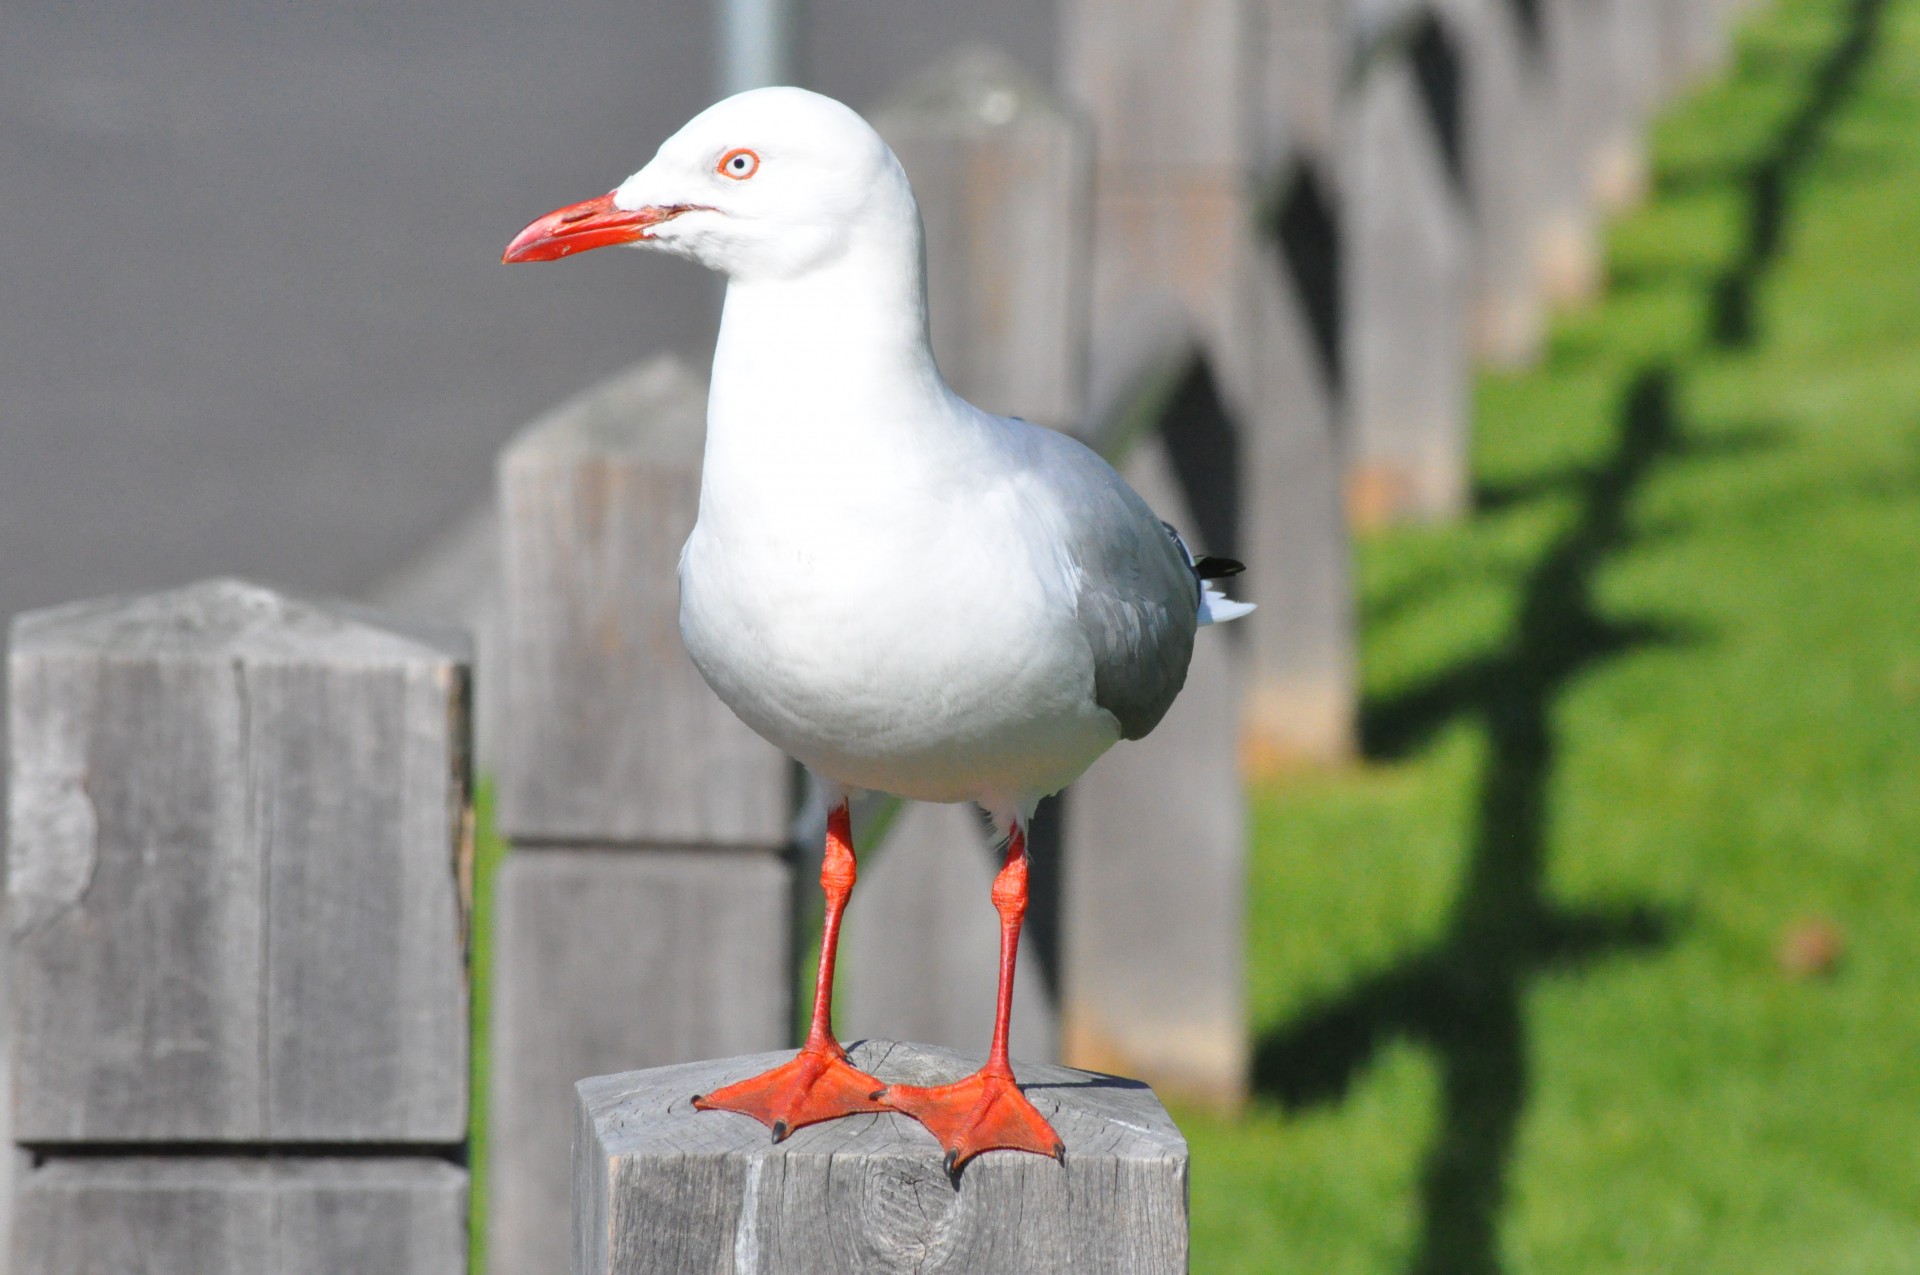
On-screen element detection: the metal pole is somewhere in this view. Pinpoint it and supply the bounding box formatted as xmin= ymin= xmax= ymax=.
xmin=718 ymin=0 xmax=797 ymax=95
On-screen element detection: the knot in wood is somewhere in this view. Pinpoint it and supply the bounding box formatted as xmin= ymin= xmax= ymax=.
xmin=852 ymin=1158 xmax=965 ymax=1268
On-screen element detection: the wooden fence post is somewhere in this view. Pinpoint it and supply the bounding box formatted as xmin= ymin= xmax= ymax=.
xmin=488 ymin=357 xmax=795 ymax=1275
xmin=1659 ymin=0 xmax=1736 ymax=97
xmin=573 ymin=1040 xmax=1189 ymax=1274
xmin=1590 ymin=0 xmax=1663 ymax=211
xmin=1066 ymin=0 xmax=1357 ymax=765
xmin=831 ymin=49 xmax=1089 ymax=1067
xmin=8 ymin=578 xmax=470 ymax=1273
xmin=1063 ymin=440 xmax=1249 ymax=1106
xmin=1434 ymin=0 xmax=1556 ymax=365
xmin=1053 ymin=0 xmax=1356 ymax=1101
xmin=1534 ymin=0 xmax=1613 ymax=304
xmin=871 ymin=47 xmax=1091 ymax=434
xmin=1341 ymin=12 xmax=1476 ymax=525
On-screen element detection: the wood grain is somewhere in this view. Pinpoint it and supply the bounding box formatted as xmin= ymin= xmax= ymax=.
xmin=840 ymin=799 xmax=1058 ymax=1062
xmin=13 ymin=1157 xmax=465 ymax=1275
xmin=1062 ymin=0 xmax=1357 ymax=762
xmin=487 ymin=848 xmax=792 ymax=1275
xmin=575 ymin=1039 xmax=1188 ymax=1274
xmin=8 ymin=578 xmax=471 ymax=1144
xmin=1061 ymin=442 xmax=1248 ymax=1107
xmin=874 ymin=47 xmax=1092 ymax=431
xmin=1341 ymin=53 xmax=1474 ymax=526
xmin=496 ymin=357 xmax=790 ymax=847
xmin=1434 ymin=0 xmax=1553 ymax=365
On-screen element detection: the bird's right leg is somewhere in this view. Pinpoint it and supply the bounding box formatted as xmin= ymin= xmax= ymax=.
xmin=693 ymin=800 xmax=889 ymax=1140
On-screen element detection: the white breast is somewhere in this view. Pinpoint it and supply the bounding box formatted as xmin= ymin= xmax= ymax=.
xmin=678 ymin=412 xmax=1120 ymax=806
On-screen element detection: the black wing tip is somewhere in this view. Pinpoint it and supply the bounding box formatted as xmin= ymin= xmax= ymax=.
xmin=1191 ymin=555 xmax=1245 ymax=580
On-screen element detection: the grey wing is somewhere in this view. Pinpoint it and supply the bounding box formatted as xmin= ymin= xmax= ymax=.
xmin=1040 ymin=435 xmax=1200 ymax=741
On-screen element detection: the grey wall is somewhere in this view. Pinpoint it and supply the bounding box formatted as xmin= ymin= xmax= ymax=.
xmin=0 ymin=1 xmax=1055 ymax=630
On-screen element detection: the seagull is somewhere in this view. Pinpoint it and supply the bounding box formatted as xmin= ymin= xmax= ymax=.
xmin=504 ymin=86 xmax=1251 ymax=1173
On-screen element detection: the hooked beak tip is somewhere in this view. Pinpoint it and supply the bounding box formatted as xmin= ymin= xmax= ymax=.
xmin=502 ymin=191 xmax=676 ymax=264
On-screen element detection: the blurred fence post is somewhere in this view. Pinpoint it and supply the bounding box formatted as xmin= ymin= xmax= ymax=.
xmin=1056 ymin=0 xmax=1306 ymax=1102
xmin=1591 ymin=0 xmax=1662 ymax=210
xmin=1065 ymin=0 xmax=1356 ymax=771
xmin=872 ymin=47 xmax=1091 ymax=435
xmin=1063 ymin=440 xmax=1249 ymax=1105
xmin=7 ymin=578 xmax=470 ymax=1273
xmin=1341 ymin=6 xmax=1476 ymax=525
xmin=1661 ymin=0 xmax=1736 ymax=96
xmin=487 ymin=357 xmax=794 ymax=1275
xmin=835 ymin=48 xmax=1091 ymax=1066
xmin=1532 ymin=0 xmax=1611 ymax=304
xmin=1435 ymin=0 xmax=1556 ymax=365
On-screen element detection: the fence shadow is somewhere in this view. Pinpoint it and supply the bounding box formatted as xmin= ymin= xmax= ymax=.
xmin=1711 ymin=0 xmax=1889 ymax=345
xmin=1249 ymin=4 xmax=1891 ymax=1259
xmin=1253 ymin=367 xmax=1688 ymax=1274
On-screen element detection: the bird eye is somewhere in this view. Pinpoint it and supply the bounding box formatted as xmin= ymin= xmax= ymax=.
xmin=717 ymin=148 xmax=760 ymax=180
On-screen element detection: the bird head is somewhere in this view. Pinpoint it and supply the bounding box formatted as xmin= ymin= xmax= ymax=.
xmin=502 ymin=86 xmax=912 ymax=284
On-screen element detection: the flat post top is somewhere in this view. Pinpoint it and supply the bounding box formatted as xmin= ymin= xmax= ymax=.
xmin=576 ymin=1039 xmax=1189 ymax=1273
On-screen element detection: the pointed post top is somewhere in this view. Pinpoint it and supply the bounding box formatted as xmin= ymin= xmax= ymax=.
xmin=499 ymin=355 xmax=708 ymax=469
xmin=873 ymin=45 xmax=1078 ymax=136
xmin=11 ymin=577 xmax=468 ymax=668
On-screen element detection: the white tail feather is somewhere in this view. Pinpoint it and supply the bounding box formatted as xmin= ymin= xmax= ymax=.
xmin=1199 ymin=586 xmax=1255 ymax=625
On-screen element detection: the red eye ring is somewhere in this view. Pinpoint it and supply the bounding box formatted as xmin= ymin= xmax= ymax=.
xmin=717 ymin=148 xmax=760 ymax=180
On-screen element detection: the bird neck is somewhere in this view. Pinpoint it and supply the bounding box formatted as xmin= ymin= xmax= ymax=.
xmin=707 ymin=229 xmax=952 ymax=454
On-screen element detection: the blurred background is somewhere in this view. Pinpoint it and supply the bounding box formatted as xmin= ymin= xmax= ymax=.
xmin=5 ymin=0 xmax=1918 ymax=1272
xmin=0 ymin=0 xmax=1049 ymax=622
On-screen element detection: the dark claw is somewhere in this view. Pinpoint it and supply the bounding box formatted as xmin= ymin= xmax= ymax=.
xmin=1052 ymin=1142 xmax=1066 ymax=1163
xmin=868 ymin=1088 xmax=889 ymax=1102
xmin=770 ymin=1120 xmax=789 ymax=1143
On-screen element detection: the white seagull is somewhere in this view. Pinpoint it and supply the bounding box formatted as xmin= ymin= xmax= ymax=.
xmin=504 ymin=86 xmax=1251 ymax=1172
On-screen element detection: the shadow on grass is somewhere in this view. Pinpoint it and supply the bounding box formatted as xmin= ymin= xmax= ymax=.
xmin=1472 ymin=419 xmax=1789 ymax=516
xmin=1252 ymin=0 xmax=1889 ymax=1264
xmin=1712 ymin=0 xmax=1890 ymax=345
xmin=1256 ymin=368 xmax=1685 ymax=1274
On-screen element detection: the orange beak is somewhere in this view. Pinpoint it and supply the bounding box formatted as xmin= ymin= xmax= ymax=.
xmin=501 ymin=192 xmax=693 ymax=263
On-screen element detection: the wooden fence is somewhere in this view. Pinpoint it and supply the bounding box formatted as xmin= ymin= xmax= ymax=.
xmin=7 ymin=581 xmax=471 ymax=1273
xmin=5 ymin=0 xmax=1747 ymax=1267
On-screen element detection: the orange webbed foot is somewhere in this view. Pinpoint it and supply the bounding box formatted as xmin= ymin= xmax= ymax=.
xmin=877 ymin=1069 xmax=1065 ymax=1175
xmin=693 ymin=1045 xmax=891 ymax=1142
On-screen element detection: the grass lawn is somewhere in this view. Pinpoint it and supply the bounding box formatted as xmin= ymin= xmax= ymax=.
xmin=1183 ymin=0 xmax=1920 ymax=1267
xmin=468 ymin=0 xmax=1919 ymax=1267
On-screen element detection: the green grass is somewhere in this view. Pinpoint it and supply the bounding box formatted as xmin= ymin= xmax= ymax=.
xmin=1186 ymin=0 xmax=1920 ymax=1268
xmin=463 ymin=0 xmax=1920 ymax=1266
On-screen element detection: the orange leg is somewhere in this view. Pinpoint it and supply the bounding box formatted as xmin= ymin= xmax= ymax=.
xmin=693 ymin=801 xmax=889 ymax=1140
xmin=876 ymin=823 xmax=1064 ymax=1174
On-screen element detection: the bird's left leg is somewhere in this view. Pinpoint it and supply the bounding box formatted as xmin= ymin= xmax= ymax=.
xmin=693 ymin=800 xmax=889 ymax=1140
xmin=875 ymin=821 xmax=1065 ymax=1174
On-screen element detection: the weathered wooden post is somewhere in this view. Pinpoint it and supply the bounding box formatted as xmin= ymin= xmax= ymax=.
xmin=1064 ymin=0 xmax=1357 ymax=767
xmin=8 ymin=578 xmax=470 ymax=1273
xmin=1659 ymin=0 xmax=1736 ymax=97
xmin=872 ymin=47 xmax=1091 ymax=435
xmin=862 ymin=42 xmax=1258 ymax=1107
xmin=1534 ymin=0 xmax=1612 ymax=305
xmin=1433 ymin=0 xmax=1556 ymax=365
xmin=1063 ymin=441 xmax=1249 ymax=1106
xmin=1054 ymin=0 xmax=1345 ymax=1105
xmin=1341 ymin=5 xmax=1476 ymax=525
xmin=832 ymin=49 xmax=1089 ymax=1066
xmin=1590 ymin=0 xmax=1663 ymax=211
xmin=573 ymin=1040 xmax=1189 ymax=1273
xmin=487 ymin=357 xmax=795 ymax=1275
